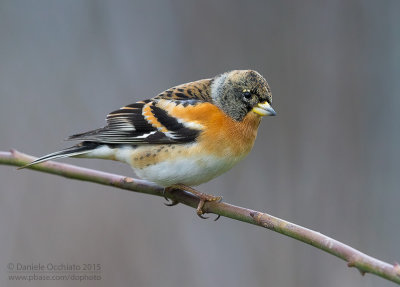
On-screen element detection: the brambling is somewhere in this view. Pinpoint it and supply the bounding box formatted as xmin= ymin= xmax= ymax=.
xmin=21 ymin=70 xmax=276 ymax=217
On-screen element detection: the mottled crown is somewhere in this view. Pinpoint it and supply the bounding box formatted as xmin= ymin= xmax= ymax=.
xmin=211 ymin=70 xmax=272 ymax=121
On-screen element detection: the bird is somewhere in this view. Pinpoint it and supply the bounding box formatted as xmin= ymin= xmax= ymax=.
xmin=20 ymin=70 xmax=276 ymax=218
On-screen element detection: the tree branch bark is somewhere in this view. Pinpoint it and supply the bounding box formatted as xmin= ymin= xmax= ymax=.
xmin=1 ymin=149 xmax=400 ymax=285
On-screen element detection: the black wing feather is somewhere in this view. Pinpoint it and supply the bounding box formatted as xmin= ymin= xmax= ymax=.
xmin=68 ymin=100 xmax=201 ymax=144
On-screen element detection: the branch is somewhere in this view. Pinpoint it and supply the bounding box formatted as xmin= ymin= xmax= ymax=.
xmin=1 ymin=149 xmax=400 ymax=285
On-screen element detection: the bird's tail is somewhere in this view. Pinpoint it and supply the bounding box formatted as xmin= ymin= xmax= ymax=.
xmin=18 ymin=142 xmax=100 ymax=170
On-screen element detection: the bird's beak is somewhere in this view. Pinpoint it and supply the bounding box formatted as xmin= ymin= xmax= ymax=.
xmin=252 ymin=101 xmax=276 ymax=116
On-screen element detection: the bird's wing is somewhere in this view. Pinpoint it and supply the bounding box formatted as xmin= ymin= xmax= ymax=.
xmin=67 ymin=79 xmax=213 ymax=145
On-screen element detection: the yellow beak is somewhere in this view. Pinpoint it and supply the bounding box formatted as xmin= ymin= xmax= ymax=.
xmin=252 ymin=101 xmax=276 ymax=116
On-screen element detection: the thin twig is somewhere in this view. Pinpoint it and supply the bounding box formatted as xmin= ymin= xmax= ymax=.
xmin=1 ymin=149 xmax=400 ymax=285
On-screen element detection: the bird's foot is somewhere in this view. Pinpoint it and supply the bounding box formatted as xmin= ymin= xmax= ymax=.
xmin=168 ymin=184 xmax=222 ymax=219
xmin=162 ymin=187 xmax=179 ymax=206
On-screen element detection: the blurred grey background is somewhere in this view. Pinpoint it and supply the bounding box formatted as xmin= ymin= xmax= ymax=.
xmin=1 ymin=1 xmax=399 ymax=286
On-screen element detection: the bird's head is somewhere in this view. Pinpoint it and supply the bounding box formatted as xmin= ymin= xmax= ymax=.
xmin=211 ymin=70 xmax=276 ymax=121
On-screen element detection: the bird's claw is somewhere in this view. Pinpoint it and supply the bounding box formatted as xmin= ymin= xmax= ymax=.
xmin=162 ymin=187 xmax=180 ymax=206
xmin=197 ymin=213 xmax=209 ymax=219
xmin=162 ymin=187 xmax=169 ymax=202
xmin=195 ymin=196 xmax=222 ymax=220
xmin=164 ymin=184 xmax=222 ymax=220
xmin=196 ymin=199 xmax=209 ymax=219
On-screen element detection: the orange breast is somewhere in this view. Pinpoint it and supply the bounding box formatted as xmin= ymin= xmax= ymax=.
xmin=164 ymin=102 xmax=262 ymax=158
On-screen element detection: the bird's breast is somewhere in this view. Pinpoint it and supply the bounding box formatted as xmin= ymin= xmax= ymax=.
xmin=161 ymin=101 xmax=262 ymax=157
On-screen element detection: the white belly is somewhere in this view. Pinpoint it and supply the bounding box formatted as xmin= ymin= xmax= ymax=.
xmin=84 ymin=144 xmax=246 ymax=187
xmin=133 ymin=155 xmax=240 ymax=187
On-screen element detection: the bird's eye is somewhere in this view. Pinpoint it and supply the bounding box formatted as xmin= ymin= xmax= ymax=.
xmin=243 ymin=91 xmax=252 ymax=100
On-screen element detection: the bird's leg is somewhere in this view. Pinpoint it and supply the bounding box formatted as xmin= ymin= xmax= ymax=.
xmin=168 ymin=184 xmax=222 ymax=219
